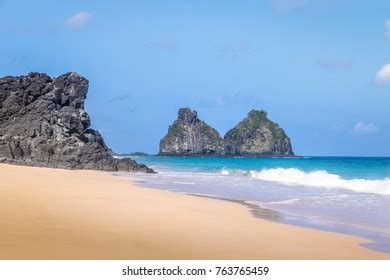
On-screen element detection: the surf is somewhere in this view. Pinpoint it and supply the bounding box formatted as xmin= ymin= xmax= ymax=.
xmin=226 ymin=168 xmax=390 ymax=195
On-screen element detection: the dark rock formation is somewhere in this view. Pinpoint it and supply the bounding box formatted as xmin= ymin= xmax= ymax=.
xmin=159 ymin=108 xmax=224 ymax=155
xmin=0 ymin=72 xmax=154 ymax=173
xmin=224 ymin=110 xmax=294 ymax=156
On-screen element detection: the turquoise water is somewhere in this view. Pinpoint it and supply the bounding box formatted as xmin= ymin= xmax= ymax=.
xmin=130 ymin=156 xmax=390 ymax=180
xmin=122 ymin=156 xmax=390 ymax=253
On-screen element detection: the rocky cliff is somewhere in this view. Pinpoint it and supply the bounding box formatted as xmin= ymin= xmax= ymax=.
xmin=224 ymin=110 xmax=294 ymax=156
xmin=159 ymin=108 xmax=294 ymax=157
xmin=159 ymin=108 xmax=224 ymax=155
xmin=0 ymin=72 xmax=154 ymax=172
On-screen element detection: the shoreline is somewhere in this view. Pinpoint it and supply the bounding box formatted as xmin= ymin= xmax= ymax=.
xmin=1 ymin=163 xmax=389 ymax=259
xmin=188 ymin=194 xmax=283 ymax=222
xmin=187 ymin=194 xmax=390 ymax=254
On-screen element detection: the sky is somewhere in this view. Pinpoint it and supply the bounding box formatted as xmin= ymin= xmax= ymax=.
xmin=1 ymin=0 xmax=390 ymax=156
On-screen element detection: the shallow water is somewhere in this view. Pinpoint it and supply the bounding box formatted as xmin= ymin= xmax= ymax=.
xmin=120 ymin=156 xmax=390 ymax=253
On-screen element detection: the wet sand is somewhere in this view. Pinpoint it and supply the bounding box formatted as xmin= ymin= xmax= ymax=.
xmin=0 ymin=163 xmax=389 ymax=259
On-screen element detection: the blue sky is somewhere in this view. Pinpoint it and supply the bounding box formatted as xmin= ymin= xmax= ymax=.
xmin=1 ymin=0 xmax=390 ymax=156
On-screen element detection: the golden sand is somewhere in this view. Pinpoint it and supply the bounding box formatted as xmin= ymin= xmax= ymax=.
xmin=0 ymin=163 xmax=388 ymax=259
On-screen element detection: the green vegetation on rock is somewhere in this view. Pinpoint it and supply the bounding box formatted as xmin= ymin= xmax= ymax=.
xmin=159 ymin=108 xmax=294 ymax=157
xmin=224 ymin=110 xmax=294 ymax=156
xmin=159 ymin=108 xmax=224 ymax=155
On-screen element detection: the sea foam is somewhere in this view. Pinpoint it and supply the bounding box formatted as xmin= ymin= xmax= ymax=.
xmin=221 ymin=168 xmax=390 ymax=195
xmin=249 ymin=168 xmax=390 ymax=195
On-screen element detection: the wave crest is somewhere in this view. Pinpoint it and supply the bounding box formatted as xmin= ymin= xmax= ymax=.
xmin=221 ymin=168 xmax=390 ymax=195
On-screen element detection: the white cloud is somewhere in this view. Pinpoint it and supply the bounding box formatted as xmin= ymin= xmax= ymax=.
xmin=271 ymin=0 xmax=308 ymax=13
xmin=375 ymin=64 xmax=390 ymax=85
xmin=353 ymin=122 xmax=378 ymax=135
xmin=385 ymin=19 xmax=390 ymax=39
xmin=64 ymin=12 xmax=92 ymax=28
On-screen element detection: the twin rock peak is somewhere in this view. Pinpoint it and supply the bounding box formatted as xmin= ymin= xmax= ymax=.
xmin=159 ymin=108 xmax=294 ymax=157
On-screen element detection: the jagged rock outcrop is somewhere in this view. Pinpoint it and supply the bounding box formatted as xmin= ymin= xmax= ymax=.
xmin=224 ymin=110 xmax=294 ymax=156
xmin=159 ymin=108 xmax=224 ymax=155
xmin=159 ymin=108 xmax=294 ymax=157
xmin=0 ymin=72 xmax=154 ymax=172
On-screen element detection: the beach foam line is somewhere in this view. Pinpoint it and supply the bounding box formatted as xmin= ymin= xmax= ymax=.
xmin=220 ymin=168 xmax=390 ymax=195
xmin=172 ymin=181 xmax=196 ymax=185
xmin=250 ymin=168 xmax=390 ymax=195
xmin=267 ymin=198 xmax=303 ymax=205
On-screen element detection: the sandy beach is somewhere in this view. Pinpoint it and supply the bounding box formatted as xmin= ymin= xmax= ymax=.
xmin=0 ymin=163 xmax=388 ymax=260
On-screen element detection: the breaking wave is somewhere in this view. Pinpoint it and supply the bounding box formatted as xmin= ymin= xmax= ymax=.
xmin=220 ymin=168 xmax=390 ymax=195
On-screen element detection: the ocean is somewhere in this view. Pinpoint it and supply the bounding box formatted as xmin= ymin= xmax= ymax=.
xmin=120 ymin=156 xmax=390 ymax=253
